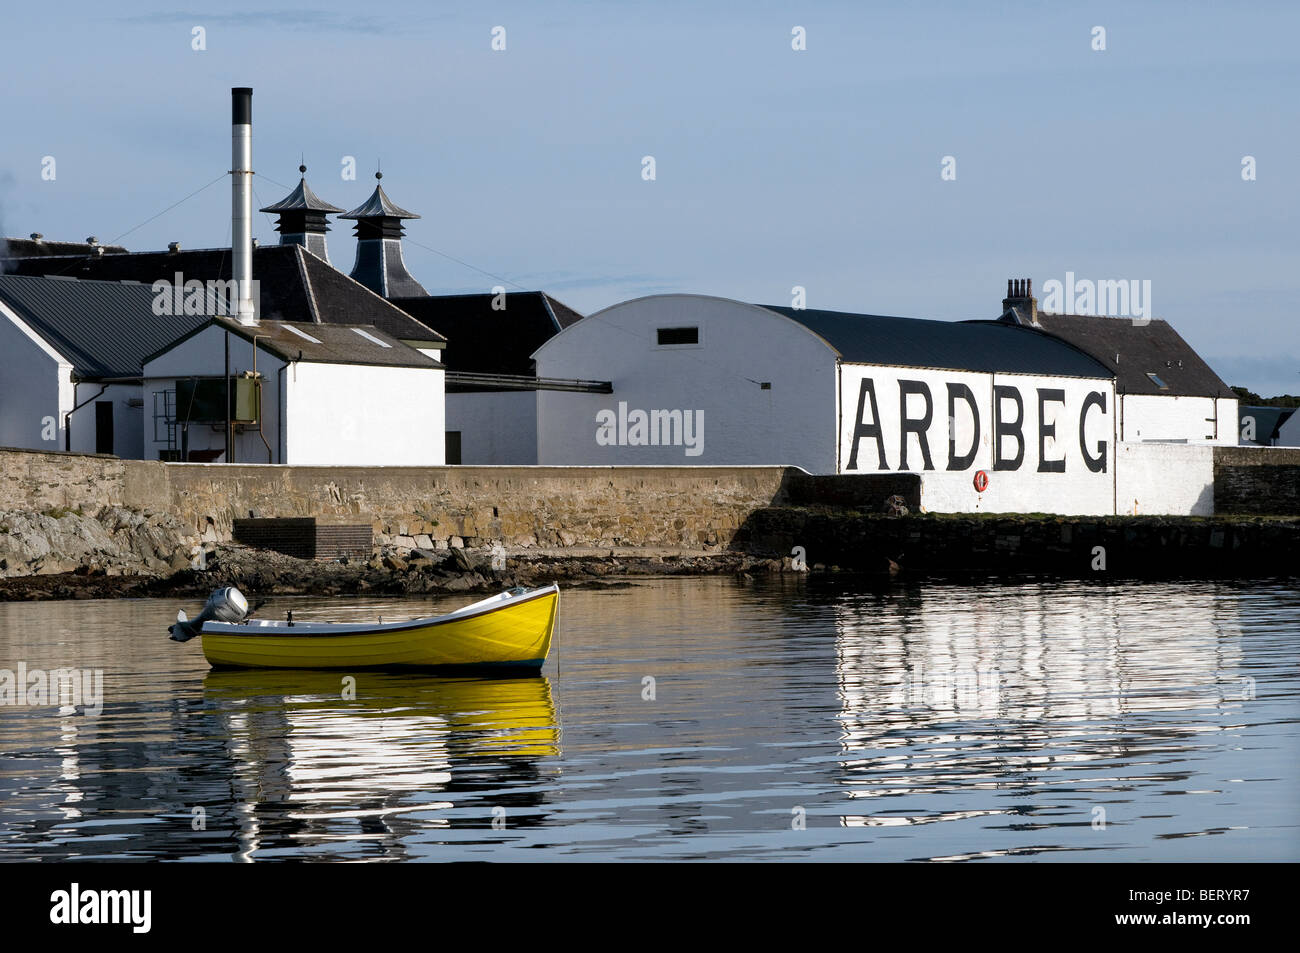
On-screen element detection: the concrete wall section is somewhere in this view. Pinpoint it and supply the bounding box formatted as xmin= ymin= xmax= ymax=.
xmin=838 ymin=365 xmax=1116 ymax=515
xmin=1116 ymin=442 xmax=1215 ymax=515
xmin=0 ymin=446 xmax=125 ymax=511
xmin=445 ymin=391 xmax=538 ymax=464
xmin=142 ymin=464 xmax=808 ymax=548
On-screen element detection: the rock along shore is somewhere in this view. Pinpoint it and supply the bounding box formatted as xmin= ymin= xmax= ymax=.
xmin=1 ymin=504 xmax=1297 ymax=603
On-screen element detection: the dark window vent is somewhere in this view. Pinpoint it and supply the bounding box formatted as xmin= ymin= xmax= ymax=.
xmin=656 ymin=326 xmax=699 ymax=346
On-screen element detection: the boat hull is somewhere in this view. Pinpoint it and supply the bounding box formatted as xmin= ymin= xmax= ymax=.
xmin=199 ymin=585 xmax=558 ymax=671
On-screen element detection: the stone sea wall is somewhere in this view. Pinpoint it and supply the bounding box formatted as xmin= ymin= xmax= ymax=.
xmin=1213 ymin=446 xmax=1300 ymax=516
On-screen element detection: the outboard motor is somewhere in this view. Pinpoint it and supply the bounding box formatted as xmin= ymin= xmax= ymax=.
xmin=169 ymin=587 xmax=249 ymax=642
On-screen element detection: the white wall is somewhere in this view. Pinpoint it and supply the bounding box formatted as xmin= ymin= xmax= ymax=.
xmin=446 ymin=391 xmax=538 ymax=464
xmin=1121 ymin=394 xmax=1236 ymax=444
xmin=534 ymin=295 xmax=839 ymax=471
xmin=838 ymin=364 xmax=1117 ymax=515
xmin=0 ymin=301 xmax=73 ymax=452
xmin=66 ymin=383 xmax=143 ymax=458
xmin=1115 ymin=442 xmax=1214 ymax=515
xmin=142 ymin=325 xmax=285 ymax=463
xmin=285 ymin=362 xmax=444 ymax=465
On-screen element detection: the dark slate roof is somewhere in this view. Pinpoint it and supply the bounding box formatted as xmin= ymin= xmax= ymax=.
xmin=0 ymin=274 xmax=208 ymax=379
xmin=1026 ymin=312 xmax=1235 ymax=398
xmin=390 ymin=292 xmax=584 ymax=375
xmin=0 ymin=244 xmax=444 ymax=345
xmin=760 ymin=305 xmax=1114 ymax=378
xmin=3 ymin=237 xmax=128 ymax=258
xmin=260 ymin=177 xmax=344 ymax=213
xmin=546 ymin=295 xmax=585 ymax=329
xmin=1239 ymin=406 xmax=1295 ymax=446
xmin=146 ymin=318 xmax=442 ymax=370
xmin=340 ymin=183 xmax=419 ymax=220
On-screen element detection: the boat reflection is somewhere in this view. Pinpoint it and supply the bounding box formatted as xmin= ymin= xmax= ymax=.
xmin=202 ymin=671 xmax=561 ymax=860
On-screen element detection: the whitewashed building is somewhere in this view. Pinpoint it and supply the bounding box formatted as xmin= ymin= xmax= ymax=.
xmin=142 ymin=318 xmax=444 ymax=465
xmin=534 ymin=293 xmax=1131 ymax=514
xmin=999 ymin=279 xmax=1238 ymax=446
xmin=0 ymin=274 xmax=207 ymax=456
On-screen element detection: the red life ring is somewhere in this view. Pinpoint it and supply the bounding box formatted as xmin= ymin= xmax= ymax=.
xmin=973 ymin=470 xmax=989 ymax=492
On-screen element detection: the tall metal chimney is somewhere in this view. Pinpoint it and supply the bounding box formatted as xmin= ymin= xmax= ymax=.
xmin=231 ymin=87 xmax=256 ymax=325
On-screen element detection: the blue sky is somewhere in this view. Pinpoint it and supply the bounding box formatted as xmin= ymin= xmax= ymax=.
xmin=2 ymin=1 xmax=1297 ymax=394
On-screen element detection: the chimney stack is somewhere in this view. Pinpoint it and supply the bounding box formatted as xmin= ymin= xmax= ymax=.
xmin=1001 ymin=276 xmax=1038 ymax=325
xmin=231 ymin=87 xmax=256 ymax=325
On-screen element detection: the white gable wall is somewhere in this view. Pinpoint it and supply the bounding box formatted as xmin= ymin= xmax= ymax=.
xmin=0 ymin=300 xmax=74 ymax=451
xmin=142 ymin=324 xmax=286 ymax=462
xmin=285 ymin=362 xmax=444 ymax=465
xmin=534 ymin=295 xmax=839 ymax=471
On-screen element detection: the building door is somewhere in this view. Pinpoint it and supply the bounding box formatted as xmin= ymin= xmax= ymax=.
xmin=95 ymin=401 xmax=114 ymax=455
xmin=445 ymin=431 xmax=462 ymax=465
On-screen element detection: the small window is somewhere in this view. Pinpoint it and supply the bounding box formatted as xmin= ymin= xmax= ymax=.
xmin=1146 ymin=373 xmax=1168 ymax=389
xmin=656 ymin=326 xmax=699 ymax=346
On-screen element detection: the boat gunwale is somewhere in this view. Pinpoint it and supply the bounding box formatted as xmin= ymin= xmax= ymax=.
xmin=199 ymin=583 xmax=559 ymax=640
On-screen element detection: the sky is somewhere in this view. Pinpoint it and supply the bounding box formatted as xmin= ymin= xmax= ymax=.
xmin=2 ymin=0 xmax=1297 ymax=395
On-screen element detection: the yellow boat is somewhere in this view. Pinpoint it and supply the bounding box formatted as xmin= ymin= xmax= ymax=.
xmin=169 ymin=584 xmax=559 ymax=673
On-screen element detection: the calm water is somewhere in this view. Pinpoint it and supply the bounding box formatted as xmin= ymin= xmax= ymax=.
xmin=0 ymin=577 xmax=1297 ymax=862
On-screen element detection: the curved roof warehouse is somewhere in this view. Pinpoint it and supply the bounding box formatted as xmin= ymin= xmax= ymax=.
xmin=532 ymin=293 xmax=1232 ymax=515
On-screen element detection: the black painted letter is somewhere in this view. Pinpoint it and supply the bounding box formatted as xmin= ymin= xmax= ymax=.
xmin=1080 ymin=391 xmax=1108 ymax=473
xmin=993 ymin=385 xmax=1024 ymax=471
xmin=1037 ymin=388 xmax=1066 ymax=472
xmin=946 ymin=382 xmax=980 ymax=471
xmin=898 ymin=380 xmax=934 ymax=471
xmin=846 ymin=378 xmax=888 ymax=471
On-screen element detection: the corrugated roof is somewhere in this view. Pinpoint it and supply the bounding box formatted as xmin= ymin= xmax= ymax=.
xmin=0 ymin=244 xmax=444 ymax=345
xmin=0 ymin=274 xmax=208 ymax=379
xmin=1024 ymin=311 xmax=1235 ymax=398
xmin=761 ymin=305 xmax=1114 ymax=378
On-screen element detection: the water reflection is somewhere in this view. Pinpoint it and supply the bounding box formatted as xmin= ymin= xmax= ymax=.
xmin=0 ymin=661 xmax=559 ymax=861
xmin=0 ymin=580 xmax=1295 ymax=861
xmin=202 ymin=673 xmax=560 ymax=860
xmin=831 ymin=583 xmax=1253 ymax=858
